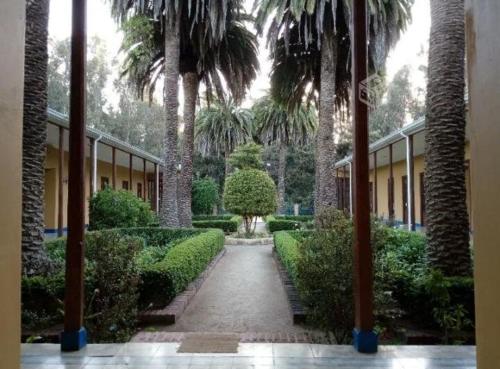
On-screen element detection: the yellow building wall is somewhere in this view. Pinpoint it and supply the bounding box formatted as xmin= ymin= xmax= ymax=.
xmin=0 ymin=0 xmax=24 ymax=365
xmin=341 ymin=142 xmax=472 ymax=229
xmin=45 ymin=144 xmax=155 ymax=233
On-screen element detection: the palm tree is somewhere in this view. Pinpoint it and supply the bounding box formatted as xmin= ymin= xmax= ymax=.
xmin=119 ymin=8 xmax=258 ymax=227
xmin=424 ymin=0 xmax=471 ymax=276
xmin=111 ymin=0 xmax=239 ymax=227
xmin=22 ymin=0 xmax=51 ymax=275
xmin=257 ymin=0 xmax=412 ymax=220
xmin=195 ymin=98 xmax=253 ymax=179
xmin=253 ymin=95 xmax=317 ymax=213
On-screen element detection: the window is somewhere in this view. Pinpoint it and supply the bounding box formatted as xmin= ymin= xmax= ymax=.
xmin=137 ymin=183 xmax=142 ymax=199
xmin=122 ymin=181 xmax=129 ymax=190
xmin=101 ymin=176 xmax=109 ymax=190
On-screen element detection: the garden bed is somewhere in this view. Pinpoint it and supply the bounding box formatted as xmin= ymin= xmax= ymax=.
xmin=22 ymin=227 xmax=225 ymax=343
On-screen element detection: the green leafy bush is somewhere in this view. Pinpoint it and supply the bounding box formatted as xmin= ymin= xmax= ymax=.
xmin=267 ymin=218 xmax=301 ymax=232
xmin=274 ymin=215 xmax=314 ymax=222
xmin=273 ymin=231 xmax=301 ymax=282
xmin=192 ymin=216 xmax=242 ymax=233
xmin=89 ymin=188 xmax=156 ymax=230
xmin=192 ymin=178 xmax=219 ymax=215
xmin=84 ymin=231 xmax=142 ymax=342
xmin=192 ymin=214 xmax=235 ymax=221
xmin=228 ymin=143 xmax=264 ymax=170
xmin=224 ymin=169 xmax=276 ymax=234
xmin=139 ymin=229 xmax=225 ymax=307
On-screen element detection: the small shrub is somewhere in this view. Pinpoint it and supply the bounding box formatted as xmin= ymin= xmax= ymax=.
xmin=84 ymin=231 xmax=142 ymax=342
xmin=224 ymin=169 xmax=276 ymax=234
xmin=273 ymin=231 xmax=301 ymax=282
xmin=268 ymin=219 xmax=301 ymax=232
xmin=192 ymin=216 xmax=242 ymax=233
xmin=192 ymin=178 xmax=219 ymax=215
xmin=192 ymin=214 xmax=234 ymax=221
xmin=89 ymin=188 xmax=156 ymax=230
xmin=139 ymin=229 xmax=225 ymax=307
xmin=296 ymin=210 xmax=354 ymax=344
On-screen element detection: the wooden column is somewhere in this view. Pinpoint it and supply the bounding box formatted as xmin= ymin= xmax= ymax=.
xmin=112 ymin=146 xmax=116 ymax=189
xmin=336 ymin=168 xmax=340 ymax=210
xmin=351 ymin=0 xmax=376 ymax=353
xmin=129 ymin=153 xmax=133 ymax=192
xmin=57 ymin=126 xmax=64 ymax=237
xmin=342 ymin=165 xmax=347 ymax=211
xmin=153 ymin=163 xmax=158 ymax=212
xmin=62 ymin=0 xmax=87 ymax=351
xmin=388 ymin=143 xmax=394 ymax=222
xmin=143 ymin=158 xmax=147 ymax=201
xmin=408 ymin=135 xmax=415 ymax=231
xmin=89 ymin=138 xmax=95 ymax=196
xmin=373 ymin=151 xmax=378 ymax=216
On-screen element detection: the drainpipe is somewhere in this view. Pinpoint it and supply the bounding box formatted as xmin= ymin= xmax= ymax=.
xmin=349 ymin=161 xmax=353 ymax=217
xmin=92 ymin=135 xmax=102 ymax=195
xmin=401 ymin=132 xmax=412 ymax=231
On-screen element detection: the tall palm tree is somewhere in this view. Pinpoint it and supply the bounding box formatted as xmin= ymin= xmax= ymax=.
xmin=195 ymin=98 xmax=253 ymax=179
xmin=22 ymin=0 xmax=51 ymax=275
xmin=119 ymin=8 xmax=258 ymax=227
xmin=253 ymin=95 xmax=317 ymax=213
xmin=111 ymin=0 xmax=238 ymax=227
xmin=424 ymin=0 xmax=471 ymax=276
xmin=257 ymin=0 xmax=412 ymax=220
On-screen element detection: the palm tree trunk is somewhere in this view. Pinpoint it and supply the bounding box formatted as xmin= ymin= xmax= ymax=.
xmin=425 ymin=0 xmax=471 ymax=276
xmin=224 ymin=147 xmax=232 ymax=180
xmin=314 ymin=29 xmax=338 ymax=222
xmin=22 ymin=0 xmax=51 ymax=276
xmin=178 ymin=72 xmax=199 ymax=227
xmin=277 ymin=141 xmax=287 ymax=214
xmin=160 ymin=20 xmax=181 ymax=227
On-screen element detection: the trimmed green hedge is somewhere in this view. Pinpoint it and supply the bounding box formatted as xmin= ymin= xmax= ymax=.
xmin=274 ymin=215 xmax=314 ymax=222
xmin=192 ymin=216 xmax=242 ymax=233
xmin=192 ymin=215 xmax=235 ymax=221
xmin=273 ymin=231 xmax=301 ymax=283
xmin=140 ymin=229 xmax=225 ymax=307
xmin=266 ymin=216 xmax=301 ymax=233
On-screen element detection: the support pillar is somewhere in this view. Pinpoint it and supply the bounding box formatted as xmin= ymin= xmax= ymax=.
xmin=349 ymin=161 xmax=353 ymax=217
xmin=129 ymin=153 xmax=133 ymax=192
xmin=405 ymin=135 xmax=415 ymax=231
xmin=351 ymin=0 xmax=377 ymax=353
xmin=112 ymin=146 xmax=116 ymax=189
xmin=57 ymin=126 xmax=64 ymax=237
xmin=89 ymin=138 xmax=95 ymax=195
xmin=388 ymin=143 xmax=395 ymax=223
xmin=373 ymin=151 xmax=378 ymax=216
xmin=154 ymin=163 xmax=158 ymax=212
xmin=143 ymin=158 xmax=147 ymax=201
xmin=61 ymin=0 xmax=87 ymax=351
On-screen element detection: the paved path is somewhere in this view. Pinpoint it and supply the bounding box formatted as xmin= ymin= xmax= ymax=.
xmin=161 ymin=244 xmax=307 ymax=334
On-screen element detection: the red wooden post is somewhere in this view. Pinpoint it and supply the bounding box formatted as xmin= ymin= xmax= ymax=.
xmin=129 ymin=153 xmax=133 ymax=192
xmin=143 ymin=158 xmax=147 ymax=201
xmin=112 ymin=146 xmax=116 ymax=189
xmin=408 ymin=135 xmax=415 ymax=230
xmin=388 ymin=143 xmax=394 ymax=222
xmin=57 ymin=126 xmax=64 ymax=237
xmin=154 ymin=163 xmax=158 ymax=212
xmin=89 ymin=138 xmax=95 ymax=196
xmin=62 ymin=0 xmax=87 ymax=351
xmin=373 ymin=151 xmax=378 ymax=216
xmin=351 ymin=0 xmax=377 ymax=352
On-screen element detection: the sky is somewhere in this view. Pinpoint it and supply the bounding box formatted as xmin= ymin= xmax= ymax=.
xmin=48 ymin=0 xmax=430 ymax=110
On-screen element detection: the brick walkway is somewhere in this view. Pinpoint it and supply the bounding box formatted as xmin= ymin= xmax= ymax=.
xmin=133 ymin=242 xmax=313 ymax=342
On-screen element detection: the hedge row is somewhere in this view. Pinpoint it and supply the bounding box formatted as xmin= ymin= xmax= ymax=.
xmin=274 ymin=215 xmax=314 ymax=222
xmin=140 ymin=229 xmax=225 ymax=307
xmin=192 ymin=216 xmax=242 ymax=233
xmin=192 ymin=214 xmax=234 ymax=221
xmin=273 ymin=231 xmax=301 ymax=283
xmin=266 ymin=216 xmax=301 ymax=233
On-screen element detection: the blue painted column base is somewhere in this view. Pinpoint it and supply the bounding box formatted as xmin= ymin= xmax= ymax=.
xmin=353 ymin=328 xmax=378 ymax=353
xmin=61 ymin=327 xmax=87 ymax=351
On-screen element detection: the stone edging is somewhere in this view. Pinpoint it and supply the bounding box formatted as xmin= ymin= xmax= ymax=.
xmin=225 ymin=237 xmax=273 ymax=245
xmin=272 ymin=248 xmax=307 ymax=324
xmin=138 ymin=247 xmax=227 ymax=325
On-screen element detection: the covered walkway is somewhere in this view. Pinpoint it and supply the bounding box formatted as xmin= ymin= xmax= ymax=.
xmin=21 ymin=343 xmax=476 ymax=368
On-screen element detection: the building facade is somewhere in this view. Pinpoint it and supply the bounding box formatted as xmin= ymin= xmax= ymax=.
xmin=44 ymin=109 xmax=162 ymax=237
xmin=335 ymin=117 xmax=473 ymax=231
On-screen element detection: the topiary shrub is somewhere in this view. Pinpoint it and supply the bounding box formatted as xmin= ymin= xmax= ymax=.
xmin=192 ymin=178 xmax=219 ymax=215
xmin=223 ymin=169 xmax=276 ymax=234
xmin=89 ymin=188 xmax=156 ymax=230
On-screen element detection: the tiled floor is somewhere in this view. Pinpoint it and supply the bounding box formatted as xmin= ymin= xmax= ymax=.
xmin=21 ymin=343 xmax=476 ymax=368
